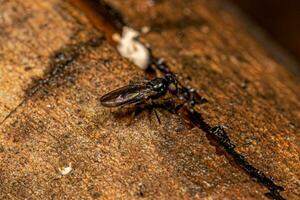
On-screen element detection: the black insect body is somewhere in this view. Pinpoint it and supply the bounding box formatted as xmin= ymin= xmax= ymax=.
xmin=100 ymin=74 xmax=178 ymax=107
xmin=150 ymin=57 xmax=208 ymax=109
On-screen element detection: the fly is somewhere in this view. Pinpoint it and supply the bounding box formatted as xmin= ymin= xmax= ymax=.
xmin=100 ymin=73 xmax=178 ymax=107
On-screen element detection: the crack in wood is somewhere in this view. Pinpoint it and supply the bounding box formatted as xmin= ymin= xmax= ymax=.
xmin=69 ymin=0 xmax=125 ymax=44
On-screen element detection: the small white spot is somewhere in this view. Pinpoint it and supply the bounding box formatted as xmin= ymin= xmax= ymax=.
xmin=113 ymin=26 xmax=150 ymax=70
xmin=141 ymin=26 xmax=150 ymax=34
xmin=59 ymin=162 xmax=72 ymax=176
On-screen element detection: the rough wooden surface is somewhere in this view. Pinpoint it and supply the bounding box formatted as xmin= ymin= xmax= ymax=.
xmin=0 ymin=0 xmax=299 ymax=199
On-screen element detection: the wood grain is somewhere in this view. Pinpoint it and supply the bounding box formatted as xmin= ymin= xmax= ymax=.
xmin=0 ymin=0 xmax=299 ymax=199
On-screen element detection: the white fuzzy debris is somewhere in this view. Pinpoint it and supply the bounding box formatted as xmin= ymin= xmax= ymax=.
xmin=59 ymin=163 xmax=72 ymax=176
xmin=113 ymin=26 xmax=150 ymax=70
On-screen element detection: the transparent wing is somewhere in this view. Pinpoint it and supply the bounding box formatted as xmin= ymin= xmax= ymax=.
xmin=100 ymin=84 xmax=155 ymax=107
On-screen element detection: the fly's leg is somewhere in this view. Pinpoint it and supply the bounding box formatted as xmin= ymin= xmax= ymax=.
xmin=126 ymin=99 xmax=177 ymax=126
xmin=126 ymin=108 xmax=137 ymax=126
xmin=153 ymin=108 xmax=161 ymax=124
xmin=149 ymin=99 xmax=161 ymax=124
xmin=126 ymin=103 xmax=144 ymax=126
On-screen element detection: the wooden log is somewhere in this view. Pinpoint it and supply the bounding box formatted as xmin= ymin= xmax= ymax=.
xmin=0 ymin=0 xmax=299 ymax=199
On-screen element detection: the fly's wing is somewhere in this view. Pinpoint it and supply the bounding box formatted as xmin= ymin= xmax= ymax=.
xmin=100 ymin=84 xmax=155 ymax=107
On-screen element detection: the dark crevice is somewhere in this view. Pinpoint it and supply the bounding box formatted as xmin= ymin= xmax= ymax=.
xmin=69 ymin=0 xmax=125 ymax=44
xmin=64 ymin=0 xmax=286 ymax=199
xmin=187 ymin=110 xmax=285 ymax=200
xmin=150 ymin=17 xmax=208 ymax=32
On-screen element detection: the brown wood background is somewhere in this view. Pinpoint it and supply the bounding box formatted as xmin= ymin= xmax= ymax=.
xmin=0 ymin=0 xmax=299 ymax=199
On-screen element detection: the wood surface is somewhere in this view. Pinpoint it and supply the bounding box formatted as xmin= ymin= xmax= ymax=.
xmin=0 ymin=0 xmax=299 ymax=199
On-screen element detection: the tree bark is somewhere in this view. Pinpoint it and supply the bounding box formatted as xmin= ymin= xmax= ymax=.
xmin=0 ymin=0 xmax=299 ymax=199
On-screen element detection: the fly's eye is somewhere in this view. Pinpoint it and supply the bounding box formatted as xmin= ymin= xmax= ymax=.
xmin=168 ymin=83 xmax=177 ymax=94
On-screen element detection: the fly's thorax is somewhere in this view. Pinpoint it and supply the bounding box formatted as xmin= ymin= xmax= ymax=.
xmin=148 ymin=78 xmax=168 ymax=93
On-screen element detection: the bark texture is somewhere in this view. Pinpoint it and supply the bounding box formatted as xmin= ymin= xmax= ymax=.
xmin=0 ymin=0 xmax=299 ymax=199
